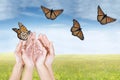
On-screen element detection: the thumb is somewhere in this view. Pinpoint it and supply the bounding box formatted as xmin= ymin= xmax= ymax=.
xmin=49 ymin=42 xmax=55 ymax=56
xmin=21 ymin=49 xmax=26 ymax=61
xmin=21 ymin=48 xmax=25 ymax=55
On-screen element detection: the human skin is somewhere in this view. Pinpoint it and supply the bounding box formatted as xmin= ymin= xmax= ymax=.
xmin=9 ymin=40 xmax=24 ymax=80
xmin=34 ymin=38 xmax=53 ymax=80
xmin=38 ymin=34 xmax=55 ymax=80
xmin=21 ymin=33 xmax=35 ymax=80
xmin=9 ymin=32 xmax=55 ymax=80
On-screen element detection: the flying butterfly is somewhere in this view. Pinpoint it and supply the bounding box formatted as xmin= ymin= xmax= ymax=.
xmin=41 ymin=5 xmax=63 ymax=20
xmin=12 ymin=22 xmax=31 ymax=41
xmin=97 ymin=5 xmax=116 ymax=25
xmin=71 ymin=19 xmax=84 ymax=40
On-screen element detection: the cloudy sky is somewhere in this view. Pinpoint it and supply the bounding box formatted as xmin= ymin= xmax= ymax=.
xmin=0 ymin=0 xmax=120 ymax=54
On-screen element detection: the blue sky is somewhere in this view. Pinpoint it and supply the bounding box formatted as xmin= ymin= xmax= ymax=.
xmin=0 ymin=0 xmax=120 ymax=54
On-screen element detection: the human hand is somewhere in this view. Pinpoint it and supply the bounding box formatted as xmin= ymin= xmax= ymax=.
xmin=37 ymin=34 xmax=55 ymax=80
xmin=38 ymin=34 xmax=55 ymax=66
xmin=21 ymin=32 xmax=35 ymax=68
xmin=34 ymin=39 xmax=47 ymax=67
xmin=9 ymin=41 xmax=24 ymax=80
xmin=14 ymin=40 xmax=24 ymax=65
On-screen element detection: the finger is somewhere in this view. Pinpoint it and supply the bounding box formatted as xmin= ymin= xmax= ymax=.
xmin=31 ymin=32 xmax=36 ymax=41
xmin=37 ymin=40 xmax=43 ymax=49
xmin=15 ymin=40 xmax=22 ymax=52
xmin=35 ymin=40 xmax=43 ymax=54
xmin=21 ymin=48 xmax=26 ymax=61
xmin=22 ymin=41 xmax=27 ymax=50
xmin=34 ymin=39 xmax=38 ymax=49
xmin=43 ymin=34 xmax=50 ymax=47
xmin=21 ymin=48 xmax=25 ymax=55
xmin=15 ymin=41 xmax=23 ymax=59
xmin=38 ymin=34 xmax=51 ymax=54
xmin=38 ymin=33 xmax=42 ymax=39
xmin=49 ymin=42 xmax=55 ymax=56
xmin=42 ymin=47 xmax=47 ymax=56
xmin=32 ymin=32 xmax=36 ymax=53
xmin=33 ymin=52 xmax=38 ymax=62
xmin=41 ymin=34 xmax=47 ymax=47
xmin=38 ymin=33 xmax=44 ymax=45
xmin=28 ymin=32 xmax=33 ymax=40
xmin=26 ymin=32 xmax=33 ymax=46
xmin=26 ymin=40 xmax=33 ymax=51
xmin=38 ymin=34 xmax=46 ymax=45
xmin=29 ymin=32 xmax=35 ymax=44
xmin=33 ymin=40 xmax=43 ymax=62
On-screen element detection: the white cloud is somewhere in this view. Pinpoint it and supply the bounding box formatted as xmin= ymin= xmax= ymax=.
xmin=0 ymin=29 xmax=18 ymax=52
xmin=30 ymin=24 xmax=120 ymax=54
xmin=19 ymin=0 xmax=41 ymax=7
xmin=21 ymin=12 xmax=41 ymax=17
xmin=1 ymin=23 xmax=120 ymax=54
xmin=0 ymin=0 xmax=41 ymax=20
xmin=0 ymin=0 xmax=120 ymax=21
xmin=0 ymin=0 xmax=19 ymax=20
xmin=44 ymin=0 xmax=120 ymax=20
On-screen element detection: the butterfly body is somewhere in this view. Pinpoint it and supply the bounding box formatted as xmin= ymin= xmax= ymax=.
xmin=12 ymin=22 xmax=31 ymax=41
xmin=41 ymin=6 xmax=63 ymax=20
xmin=97 ymin=5 xmax=116 ymax=25
xmin=50 ymin=9 xmax=54 ymax=13
xmin=102 ymin=14 xmax=107 ymax=20
xmin=71 ymin=19 xmax=84 ymax=40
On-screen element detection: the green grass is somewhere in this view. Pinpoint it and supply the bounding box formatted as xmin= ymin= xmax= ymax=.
xmin=0 ymin=53 xmax=120 ymax=80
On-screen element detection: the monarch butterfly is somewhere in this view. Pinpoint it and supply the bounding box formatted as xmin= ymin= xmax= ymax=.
xmin=41 ymin=5 xmax=63 ymax=20
xmin=12 ymin=22 xmax=31 ymax=41
xmin=97 ymin=5 xmax=116 ymax=25
xmin=71 ymin=19 xmax=84 ymax=40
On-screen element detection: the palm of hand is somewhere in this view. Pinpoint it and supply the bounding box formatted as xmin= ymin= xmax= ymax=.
xmin=22 ymin=46 xmax=34 ymax=67
xmin=45 ymin=54 xmax=54 ymax=66
xmin=35 ymin=40 xmax=47 ymax=65
xmin=15 ymin=41 xmax=24 ymax=64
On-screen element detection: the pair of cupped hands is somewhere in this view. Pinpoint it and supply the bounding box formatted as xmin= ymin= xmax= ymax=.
xmin=15 ymin=32 xmax=55 ymax=68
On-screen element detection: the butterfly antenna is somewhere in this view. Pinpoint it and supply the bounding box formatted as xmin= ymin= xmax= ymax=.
xmin=18 ymin=22 xmax=23 ymax=27
xmin=41 ymin=5 xmax=44 ymax=8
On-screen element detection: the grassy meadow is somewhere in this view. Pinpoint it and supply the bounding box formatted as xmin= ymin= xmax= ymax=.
xmin=0 ymin=53 xmax=120 ymax=80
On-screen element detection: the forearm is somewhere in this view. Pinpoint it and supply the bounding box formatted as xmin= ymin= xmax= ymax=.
xmin=22 ymin=66 xmax=33 ymax=80
xmin=46 ymin=64 xmax=55 ymax=80
xmin=36 ymin=64 xmax=52 ymax=80
xmin=9 ymin=63 xmax=24 ymax=80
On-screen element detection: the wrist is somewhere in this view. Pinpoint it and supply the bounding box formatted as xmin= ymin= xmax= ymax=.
xmin=25 ymin=66 xmax=34 ymax=72
xmin=36 ymin=60 xmax=45 ymax=67
xmin=45 ymin=63 xmax=52 ymax=68
xmin=24 ymin=62 xmax=34 ymax=68
xmin=36 ymin=63 xmax=45 ymax=69
xmin=25 ymin=65 xmax=34 ymax=69
xmin=45 ymin=61 xmax=54 ymax=67
xmin=15 ymin=62 xmax=24 ymax=67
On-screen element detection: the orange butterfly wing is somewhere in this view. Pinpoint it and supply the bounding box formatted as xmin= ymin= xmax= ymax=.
xmin=12 ymin=22 xmax=31 ymax=41
xmin=18 ymin=22 xmax=28 ymax=32
xmin=41 ymin=6 xmax=51 ymax=19
xmin=97 ymin=5 xmax=105 ymax=22
xmin=77 ymin=31 xmax=84 ymax=40
xmin=97 ymin=5 xmax=116 ymax=25
xmin=41 ymin=5 xmax=63 ymax=20
xmin=71 ymin=19 xmax=80 ymax=32
xmin=98 ymin=5 xmax=104 ymax=16
xmin=71 ymin=19 xmax=84 ymax=40
xmin=12 ymin=28 xmax=20 ymax=34
xmin=19 ymin=22 xmax=31 ymax=40
xmin=51 ymin=9 xmax=63 ymax=20
xmin=99 ymin=16 xmax=107 ymax=25
xmin=12 ymin=28 xmax=22 ymax=40
xmin=106 ymin=16 xmax=116 ymax=24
